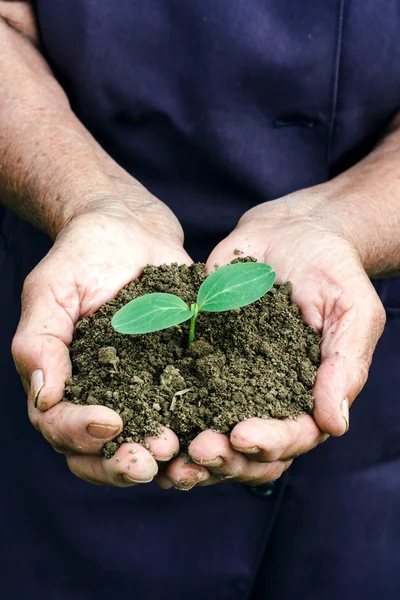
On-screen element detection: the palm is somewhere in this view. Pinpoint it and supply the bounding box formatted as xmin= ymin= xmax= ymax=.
xmin=44 ymin=212 xmax=191 ymax=318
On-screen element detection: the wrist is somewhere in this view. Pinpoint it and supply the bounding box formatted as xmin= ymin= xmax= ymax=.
xmin=53 ymin=186 xmax=185 ymax=249
xmin=241 ymin=177 xmax=398 ymax=278
xmin=313 ymin=176 xmax=400 ymax=277
xmin=0 ymin=23 xmax=179 ymax=243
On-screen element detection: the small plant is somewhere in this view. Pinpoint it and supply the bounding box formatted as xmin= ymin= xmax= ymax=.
xmin=111 ymin=262 xmax=276 ymax=344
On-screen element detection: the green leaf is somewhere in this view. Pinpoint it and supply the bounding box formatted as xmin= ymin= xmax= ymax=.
xmin=111 ymin=293 xmax=193 ymax=334
xmin=197 ymin=262 xmax=276 ymax=313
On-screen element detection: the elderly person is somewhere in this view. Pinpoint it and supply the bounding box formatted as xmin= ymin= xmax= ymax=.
xmin=1 ymin=1 xmax=399 ymax=598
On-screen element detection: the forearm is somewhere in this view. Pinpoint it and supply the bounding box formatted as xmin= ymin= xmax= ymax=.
xmin=315 ymin=115 xmax=400 ymax=277
xmin=0 ymin=16 xmax=155 ymax=239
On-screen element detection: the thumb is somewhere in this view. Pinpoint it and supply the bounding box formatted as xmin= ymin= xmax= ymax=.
xmin=312 ymin=277 xmax=386 ymax=436
xmin=12 ymin=269 xmax=77 ymax=412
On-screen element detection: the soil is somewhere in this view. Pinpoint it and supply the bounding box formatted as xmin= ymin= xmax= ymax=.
xmin=64 ymin=259 xmax=321 ymax=457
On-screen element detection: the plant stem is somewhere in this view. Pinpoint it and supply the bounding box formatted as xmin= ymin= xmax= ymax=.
xmin=188 ymin=303 xmax=199 ymax=346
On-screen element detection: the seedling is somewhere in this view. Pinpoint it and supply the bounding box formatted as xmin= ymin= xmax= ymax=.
xmin=111 ymin=262 xmax=276 ymax=345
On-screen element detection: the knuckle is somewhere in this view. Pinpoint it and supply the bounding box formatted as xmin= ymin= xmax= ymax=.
xmin=248 ymin=469 xmax=279 ymax=487
xmin=265 ymin=465 xmax=286 ymax=483
xmin=66 ymin=457 xmax=87 ymax=481
xmin=366 ymin=295 xmax=386 ymax=334
xmin=355 ymin=356 xmax=370 ymax=390
xmin=216 ymin=463 xmax=243 ymax=480
xmin=28 ymin=411 xmax=41 ymax=433
xmin=22 ymin=270 xmax=39 ymax=298
xmin=283 ymin=451 xmax=300 ymax=461
xmin=40 ymin=406 xmax=70 ymax=448
xmin=51 ymin=444 xmax=66 ymax=455
xmin=282 ymin=459 xmax=293 ymax=472
xmin=21 ymin=268 xmax=47 ymax=309
xmin=11 ymin=333 xmax=25 ymax=366
xmin=291 ymin=435 xmax=321 ymax=458
xmin=260 ymin=447 xmax=283 ymax=463
xmin=39 ymin=424 xmax=58 ymax=447
xmin=360 ymin=359 xmax=370 ymax=382
xmin=375 ymin=301 xmax=387 ymax=332
xmin=65 ymin=456 xmax=78 ymax=476
xmin=53 ymin=404 xmax=81 ymax=444
xmin=66 ymin=456 xmax=102 ymax=486
xmin=265 ymin=461 xmax=288 ymax=482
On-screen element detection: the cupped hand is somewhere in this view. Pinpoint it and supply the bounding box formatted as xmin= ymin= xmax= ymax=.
xmin=164 ymin=188 xmax=386 ymax=490
xmin=12 ymin=195 xmax=192 ymax=487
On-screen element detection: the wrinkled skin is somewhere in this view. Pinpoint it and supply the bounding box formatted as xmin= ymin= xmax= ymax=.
xmin=12 ymin=187 xmax=386 ymax=490
xmin=0 ymin=1 xmax=39 ymax=44
xmin=12 ymin=197 xmax=193 ymax=487
xmin=165 ymin=191 xmax=386 ymax=489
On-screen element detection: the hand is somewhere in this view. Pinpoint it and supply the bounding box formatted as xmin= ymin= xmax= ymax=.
xmin=12 ymin=194 xmax=192 ymax=487
xmin=163 ymin=187 xmax=386 ymax=489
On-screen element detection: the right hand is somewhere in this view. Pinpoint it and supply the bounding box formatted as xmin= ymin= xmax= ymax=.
xmin=12 ymin=194 xmax=192 ymax=487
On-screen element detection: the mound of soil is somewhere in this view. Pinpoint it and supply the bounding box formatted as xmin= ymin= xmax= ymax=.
xmin=64 ymin=260 xmax=321 ymax=457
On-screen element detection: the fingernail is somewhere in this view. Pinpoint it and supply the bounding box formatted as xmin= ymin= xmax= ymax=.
xmin=155 ymin=454 xmax=174 ymax=462
xmin=173 ymin=484 xmax=191 ymax=492
xmin=122 ymin=469 xmax=156 ymax=485
xmin=197 ymin=470 xmax=210 ymax=482
xmin=173 ymin=480 xmax=196 ymax=491
xmin=195 ymin=456 xmax=224 ymax=467
xmin=232 ymin=445 xmax=260 ymax=454
xmin=87 ymin=423 xmax=120 ymax=439
xmin=31 ymin=369 xmax=44 ymax=408
xmin=173 ymin=471 xmax=210 ymax=491
xmin=244 ymin=446 xmax=261 ymax=454
xmin=341 ymin=398 xmax=349 ymax=434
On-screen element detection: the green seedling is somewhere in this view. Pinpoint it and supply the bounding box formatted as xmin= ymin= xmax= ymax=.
xmin=111 ymin=262 xmax=276 ymax=345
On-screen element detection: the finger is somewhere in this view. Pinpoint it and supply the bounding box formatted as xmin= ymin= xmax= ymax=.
xmin=28 ymin=401 xmax=123 ymax=455
xmin=243 ymin=459 xmax=292 ymax=487
xmin=67 ymin=442 xmax=158 ymax=486
xmin=188 ymin=431 xmax=290 ymax=485
xmin=189 ymin=430 xmax=251 ymax=479
xmin=230 ymin=415 xmax=327 ymax=462
xmin=192 ymin=460 xmax=293 ymax=488
xmin=313 ymin=280 xmax=386 ymax=436
xmin=144 ymin=428 xmax=180 ymax=462
xmin=165 ymin=455 xmax=211 ymax=490
xmin=154 ymin=473 xmax=174 ymax=490
xmin=12 ymin=270 xmax=78 ymax=411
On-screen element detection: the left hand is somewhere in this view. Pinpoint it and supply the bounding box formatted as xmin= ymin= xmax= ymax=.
xmin=159 ymin=187 xmax=386 ymax=490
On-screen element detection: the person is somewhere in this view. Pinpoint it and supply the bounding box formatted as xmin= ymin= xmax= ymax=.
xmin=1 ymin=1 xmax=399 ymax=598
